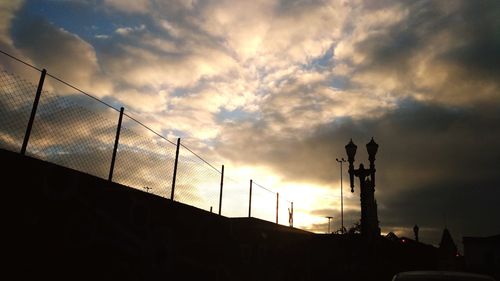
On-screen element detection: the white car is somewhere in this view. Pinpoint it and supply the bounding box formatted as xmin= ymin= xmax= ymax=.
xmin=392 ymin=271 xmax=496 ymax=281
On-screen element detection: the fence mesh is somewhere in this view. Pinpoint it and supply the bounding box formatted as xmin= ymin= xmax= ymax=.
xmin=222 ymin=177 xmax=249 ymax=217
xmin=175 ymin=144 xmax=222 ymax=212
xmin=0 ymin=51 xmax=302 ymax=228
xmin=0 ymin=69 xmax=40 ymax=152
xmin=113 ymin=115 xmax=176 ymax=199
xmin=278 ymin=197 xmax=292 ymax=226
xmin=252 ymin=182 xmax=277 ymax=222
xmin=25 ymin=75 xmax=118 ymax=179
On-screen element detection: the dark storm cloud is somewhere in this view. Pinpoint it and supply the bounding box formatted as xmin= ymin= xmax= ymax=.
xmin=348 ymin=1 xmax=500 ymax=103
xmin=378 ymin=180 xmax=500 ymax=247
xmin=354 ymin=1 xmax=444 ymax=67
xmin=440 ymin=1 xmax=500 ymax=79
xmin=11 ymin=16 xmax=100 ymax=79
xmin=379 ymin=183 xmax=499 ymax=234
xmin=219 ymin=99 xmax=500 ymax=190
xmin=216 ymin=99 xmax=500 ymax=243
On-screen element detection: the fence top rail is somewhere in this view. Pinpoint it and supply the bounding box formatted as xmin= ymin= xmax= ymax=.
xmin=253 ymin=181 xmax=293 ymax=204
xmin=122 ymin=112 xmax=176 ymax=146
xmin=0 ymin=49 xmax=42 ymax=72
xmin=253 ymin=181 xmax=277 ymax=194
xmin=1 ymin=49 xmax=119 ymax=111
xmin=0 ymin=48 xmax=177 ymax=146
xmin=46 ymin=73 xmax=120 ymax=112
xmin=180 ymin=142 xmax=222 ymax=174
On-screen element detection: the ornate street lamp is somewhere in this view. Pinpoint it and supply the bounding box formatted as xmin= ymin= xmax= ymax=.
xmin=335 ymin=157 xmax=346 ymax=234
xmin=345 ymin=139 xmax=357 ymax=193
xmin=366 ymin=138 xmax=378 ymax=161
xmin=414 ymin=224 xmax=419 ymax=242
xmin=366 ymin=137 xmax=378 ymax=189
xmin=345 ymin=138 xmax=381 ymax=238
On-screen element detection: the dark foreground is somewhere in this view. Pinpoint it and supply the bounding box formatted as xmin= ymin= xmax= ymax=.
xmin=2 ymin=148 xmax=465 ymax=281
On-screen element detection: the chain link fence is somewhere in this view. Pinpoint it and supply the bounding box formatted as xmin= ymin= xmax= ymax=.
xmin=222 ymin=176 xmax=249 ymax=217
xmin=113 ymin=115 xmax=176 ymax=199
xmin=0 ymin=50 xmax=298 ymax=227
xmin=0 ymin=69 xmax=39 ymax=152
xmin=26 ymin=75 xmax=118 ymax=179
xmin=252 ymin=181 xmax=278 ymax=222
xmin=175 ymin=143 xmax=222 ymax=212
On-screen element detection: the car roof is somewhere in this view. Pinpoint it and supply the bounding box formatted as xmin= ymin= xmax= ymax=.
xmin=393 ymin=271 xmax=496 ymax=281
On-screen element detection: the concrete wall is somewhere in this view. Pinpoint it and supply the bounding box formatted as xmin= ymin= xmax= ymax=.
xmin=2 ymin=148 xmax=311 ymax=280
xmin=3 ymin=148 xmax=451 ymax=280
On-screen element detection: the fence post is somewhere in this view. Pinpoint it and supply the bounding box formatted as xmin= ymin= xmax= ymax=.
xmin=108 ymin=107 xmax=124 ymax=181
xmin=248 ymin=179 xmax=253 ymax=218
xmin=171 ymin=138 xmax=181 ymax=201
xmin=290 ymin=202 xmax=294 ymax=227
xmin=20 ymin=69 xmax=46 ymax=155
xmin=276 ymin=192 xmax=279 ymax=224
xmin=218 ymin=164 xmax=224 ymax=215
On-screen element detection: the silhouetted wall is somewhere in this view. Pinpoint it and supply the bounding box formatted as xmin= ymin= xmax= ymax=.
xmin=2 ymin=148 xmax=310 ymax=280
xmin=464 ymin=235 xmax=500 ymax=280
xmin=3 ymin=148 xmax=444 ymax=281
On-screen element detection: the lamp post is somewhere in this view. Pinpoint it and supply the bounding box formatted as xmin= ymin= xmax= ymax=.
xmin=336 ymin=158 xmax=346 ymax=234
xmin=413 ymin=224 xmax=419 ymax=242
xmin=345 ymin=138 xmax=381 ymax=238
xmin=326 ymin=216 xmax=333 ymax=234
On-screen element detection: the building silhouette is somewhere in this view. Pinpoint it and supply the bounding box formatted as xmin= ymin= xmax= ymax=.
xmin=438 ymin=228 xmax=463 ymax=270
xmin=463 ymin=234 xmax=500 ymax=280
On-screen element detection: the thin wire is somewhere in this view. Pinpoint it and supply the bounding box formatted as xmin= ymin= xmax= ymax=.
xmin=180 ymin=143 xmax=222 ymax=174
xmin=123 ymin=112 xmax=176 ymax=146
xmin=0 ymin=49 xmax=42 ymax=72
xmin=0 ymin=49 xmax=119 ymax=111
xmin=254 ymin=181 xmax=294 ymax=204
xmin=224 ymin=176 xmax=294 ymax=204
xmin=46 ymin=73 xmax=120 ymax=112
xmin=252 ymin=181 xmax=276 ymax=194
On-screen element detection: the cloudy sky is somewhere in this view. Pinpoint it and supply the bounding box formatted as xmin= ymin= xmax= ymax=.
xmin=1 ymin=0 xmax=499 ymax=247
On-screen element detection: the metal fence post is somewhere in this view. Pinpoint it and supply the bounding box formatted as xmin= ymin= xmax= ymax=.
xmin=218 ymin=164 xmax=224 ymax=215
xmin=248 ymin=179 xmax=253 ymax=217
xmin=171 ymin=138 xmax=181 ymax=201
xmin=276 ymin=192 xmax=279 ymax=224
xmin=20 ymin=69 xmax=46 ymax=155
xmin=108 ymin=107 xmax=124 ymax=181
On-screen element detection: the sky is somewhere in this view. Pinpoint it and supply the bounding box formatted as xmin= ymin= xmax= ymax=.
xmin=0 ymin=0 xmax=499 ymax=248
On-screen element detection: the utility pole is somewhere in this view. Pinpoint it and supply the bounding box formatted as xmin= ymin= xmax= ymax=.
xmin=248 ymin=179 xmax=253 ymax=217
xmin=336 ymin=158 xmax=346 ymax=233
xmin=218 ymin=165 xmax=224 ymax=215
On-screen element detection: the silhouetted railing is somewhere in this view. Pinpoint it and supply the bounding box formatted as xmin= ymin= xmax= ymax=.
xmin=0 ymin=50 xmax=295 ymax=226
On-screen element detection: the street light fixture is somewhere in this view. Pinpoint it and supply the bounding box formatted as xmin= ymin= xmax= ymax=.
xmin=345 ymin=139 xmax=357 ymax=193
xmin=326 ymin=216 xmax=333 ymax=234
xmin=366 ymin=137 xmax=379 ymax=189
xmin=335 ymin=157 xmax=346 ymax=234
xmin=345 ymin=137 xmax=381 ymax=238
